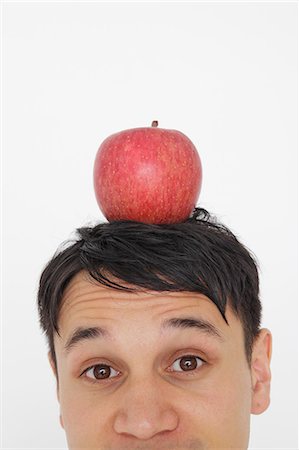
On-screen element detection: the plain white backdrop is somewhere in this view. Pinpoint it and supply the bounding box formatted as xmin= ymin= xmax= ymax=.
xmin=2 ymin=1 xmax=298 ymax=449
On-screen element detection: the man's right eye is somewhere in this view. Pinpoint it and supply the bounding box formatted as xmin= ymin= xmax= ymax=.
xmin=82 ymin=364 xmax=120 ymax=384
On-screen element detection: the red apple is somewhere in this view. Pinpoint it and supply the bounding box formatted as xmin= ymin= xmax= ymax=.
xmin=93 ymin=121 xmax=202 ymax=224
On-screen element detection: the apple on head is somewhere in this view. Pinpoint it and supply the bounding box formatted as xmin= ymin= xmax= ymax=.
xmin=93 ymin=121 xmax=202 ymax=224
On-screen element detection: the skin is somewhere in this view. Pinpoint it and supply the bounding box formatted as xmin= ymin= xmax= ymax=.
xmin=49 ymin=269 xmax=272 ymax=450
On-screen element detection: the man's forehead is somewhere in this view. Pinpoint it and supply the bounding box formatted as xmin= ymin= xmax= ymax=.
xmin=57 ymin=270 xmax=239 ymax=340
xmin=59 ymin=270 xmax=226 ymax=319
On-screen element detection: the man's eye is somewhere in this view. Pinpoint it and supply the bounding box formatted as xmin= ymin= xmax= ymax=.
xmin=83 ymin=364 xmax=119 ymax=383
xmin=170 ymin=354 xmax=205 ymax=374
xmin=81 ymin=354 xmax=205 ymax=385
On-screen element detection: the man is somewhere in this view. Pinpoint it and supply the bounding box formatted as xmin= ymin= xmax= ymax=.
xmin=37 ymin=208 xmax=272 ymax=450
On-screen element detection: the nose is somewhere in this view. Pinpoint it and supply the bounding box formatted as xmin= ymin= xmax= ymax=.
xmin=114 ymin=409 xmax=178 ymax=440
xmin=113 ymin=377 xmax=179 ymax=440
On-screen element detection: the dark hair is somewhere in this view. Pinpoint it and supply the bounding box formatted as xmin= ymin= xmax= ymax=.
xmin=37 ymin=208 xmax=262 ymax=376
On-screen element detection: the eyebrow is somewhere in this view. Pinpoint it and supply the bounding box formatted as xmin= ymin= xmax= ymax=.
xmin=64 ymin=316 xmax=225 ymax=355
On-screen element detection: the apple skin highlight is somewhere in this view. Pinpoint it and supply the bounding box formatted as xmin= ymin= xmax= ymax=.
xmin=93 ymin=122 xmax=202 ymax=224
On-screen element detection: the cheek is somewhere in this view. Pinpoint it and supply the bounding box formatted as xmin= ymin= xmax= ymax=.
xmin=58 ymin=377 xmax=106 ymax=444
xmin=199 ymin=364 xmax=252 ymax=446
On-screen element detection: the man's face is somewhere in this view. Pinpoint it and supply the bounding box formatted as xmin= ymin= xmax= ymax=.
xmin=50 ymin=270 xmax=272 ymax=450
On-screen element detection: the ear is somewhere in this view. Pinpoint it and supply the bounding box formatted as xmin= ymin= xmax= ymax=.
xmin=250 ymin=328 xmax=272 ymax=414
xmin=48 ymin=351 xmax=59 ymax=400
xmin=48 ymin=351 xmax=64 ymax=429
xmin=48 ymin=351 xmax=57 ymax=377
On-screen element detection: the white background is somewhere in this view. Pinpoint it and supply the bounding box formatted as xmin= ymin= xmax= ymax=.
xmin=2 ymin=1 xmax=298 ymax=449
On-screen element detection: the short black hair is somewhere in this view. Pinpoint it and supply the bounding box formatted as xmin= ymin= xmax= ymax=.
xmin=37 ymin=208 xmax=262 ymax=376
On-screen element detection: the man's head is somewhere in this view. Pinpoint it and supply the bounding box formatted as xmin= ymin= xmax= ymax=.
xmin=37 ymin=208 xmax=272 ymax=449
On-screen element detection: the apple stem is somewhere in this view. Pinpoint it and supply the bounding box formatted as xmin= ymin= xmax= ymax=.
xmin=151 ymin=120 xmax=158 ymax=127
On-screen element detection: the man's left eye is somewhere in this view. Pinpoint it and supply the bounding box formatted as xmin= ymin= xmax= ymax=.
xmin=81 ymin=354 xmax=205 ymax=384
xmin=170 ymin=354 xmax=204 ymax=373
